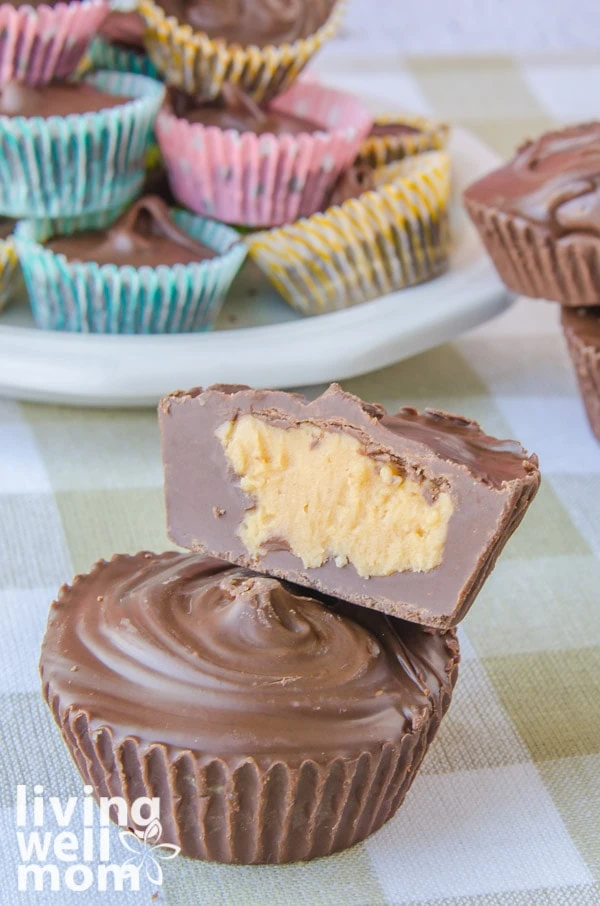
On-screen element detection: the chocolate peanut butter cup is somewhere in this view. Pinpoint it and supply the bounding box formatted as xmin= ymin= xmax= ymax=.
xmin=39 ymin=551 xmax=459 ymax=864
xmin=160 ymin=384 xmax=540 ymax=628
xmin=138 ymin=0 xmax=345 ymax=102
xmin=156 ymin=80 xmax=372 ymax=227
xmin=356 ymin=114 xmax=450 ymax=169
xmin=16 ymin=196 xmax=246 ymax=332
xmin=562 ymin=307 xmax=600 ymax=442
xmin=247 ymin=153 xmax=451 ymax=314
xmin=0 ymin=71 xmax=165 ymax=218
xmin=464 ymin=122 xmax=600 ymax=306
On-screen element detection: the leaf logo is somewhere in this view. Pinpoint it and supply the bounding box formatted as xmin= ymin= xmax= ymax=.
xmin=119 ymin=819 xmax=180 ymax=885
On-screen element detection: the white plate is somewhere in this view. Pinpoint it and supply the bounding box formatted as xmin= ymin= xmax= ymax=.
xmin=0 ymin=126 xmax=508 ymax=407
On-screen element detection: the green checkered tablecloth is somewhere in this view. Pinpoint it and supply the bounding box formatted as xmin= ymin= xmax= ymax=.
xmin=1 ymin=55 xmax=600 ymax=906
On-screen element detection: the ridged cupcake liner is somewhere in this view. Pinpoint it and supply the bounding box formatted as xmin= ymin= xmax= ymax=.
xmin=138 ymin=0 xmax=345 ymax=102
xmin=15 ymin=208 xmax=246 ymax=333
xmin=248 ymin=151 xmax=452 ymax=315
xmin=0 ymin=70 xmax=165 ymax=219
xmin=77 ymin=46 xmax=163 ymax=176
xmin=562 ymin=309 xmax=600 ymax=442
xmin=356 ymin=114 xmax=450 ymax=169
xmin=156 ymin=81 xmax=373 ymax=228
xmin=0 ymin=236 xmax=20 ymax=311
xmin=464 ymin=198 xmax=600 ymax=306
xmin=81 ymin=36 xmax=159 ymax=78
xmin=0 ymin=0 xmax=109 ymax=85
xmin=41 ymin=554 xmax=459 ymax=864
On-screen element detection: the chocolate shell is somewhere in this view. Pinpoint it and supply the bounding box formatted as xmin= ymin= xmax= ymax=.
xmin=40 ymin=551 xmax=459 ymax=863
xmin=464 ymin=123 xmax=600 ymax=306
xmin=160 ymin=384 xmax=540 ymax=629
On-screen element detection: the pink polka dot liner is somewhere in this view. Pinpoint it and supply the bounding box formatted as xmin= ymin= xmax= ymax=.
xmin=156 ymin=80 xmax=373 ymax=228
xmin=0 ymin=0 xmax=109 ymax=86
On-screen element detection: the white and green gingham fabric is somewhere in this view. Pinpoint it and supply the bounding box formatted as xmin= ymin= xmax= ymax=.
xmin=1 ymin=54 xmax=599 ymax=905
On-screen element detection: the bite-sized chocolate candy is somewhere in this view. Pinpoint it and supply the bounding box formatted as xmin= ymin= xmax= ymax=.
xmin=46 ymin=196 xmax=216 ymax=267
xmin=464 ymin=122 xmax=600 ymax=306
xmin=40 ymin=551 xmax=459 ymax=863
xmin=168 ymin=83 xmax=319 ymax=135
xmin=562 ymin=306 xmax=600 ymax=443
xmin=0 ymin=80 xmax=129 ymax=118
xmin=159 ymin=384 xmax=541 ymax=629
xmin=156 ymin=0 xmax=338 ymax=47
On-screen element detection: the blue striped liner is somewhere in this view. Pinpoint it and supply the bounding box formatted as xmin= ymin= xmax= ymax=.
xmin=15 ymin=208 xmax=247 ymax=333
xmin=0 ymin=70 xmax=165 ymax=219
xmin=85 ymin=38 xmax=160 ymax=79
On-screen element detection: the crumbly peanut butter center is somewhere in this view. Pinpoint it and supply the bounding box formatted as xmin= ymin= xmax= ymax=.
xmin=216 ymin=415 xmax=454 ymax=578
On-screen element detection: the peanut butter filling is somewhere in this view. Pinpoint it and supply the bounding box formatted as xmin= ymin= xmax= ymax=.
xmin=216 ymin=415 xmax=454 ymax=578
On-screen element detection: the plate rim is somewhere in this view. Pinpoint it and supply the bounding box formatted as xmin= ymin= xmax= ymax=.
xmin=0 ymin=125 xmax=510 ymax=406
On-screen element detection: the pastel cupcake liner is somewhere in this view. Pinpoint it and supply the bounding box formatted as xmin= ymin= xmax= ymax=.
xmin=77 ymin=45 xmax=162 ymax=172
xmin=465 ymin=198 xmax=600 ymax=306
xmin=15 ymin=207 xmax=246 ymax=333
xmin=0 ymin=236 xmax=20 ymax=311
xmin=247 ymin=152 xmax=452 ymax=316
xmin=0 ymin=0 xmax=109 ymax=86
xmin=156 ymin=81 xmax=373 ymax=228
xmin=0 ymin=70 xmax=165 ymax=219
xmin=82 ymin=37 xmax=159 ymax=79
xmin=356 ymin=114 xmax=450 ymax=168
xmin=138 ymin=0 xmax=345 ymax=102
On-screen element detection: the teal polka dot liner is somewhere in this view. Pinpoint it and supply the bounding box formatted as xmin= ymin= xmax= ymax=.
xmin=85 ymin=38 xmax=160 ymax=79
xmin=15 ymin=208 xmax=247 ymax=334
xmin=0 ymin=70 xmax=165 ymax=219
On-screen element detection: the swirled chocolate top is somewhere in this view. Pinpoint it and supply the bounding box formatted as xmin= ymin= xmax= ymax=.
xmin=157 ymin=0 xmax=337 ymax=47
xmin=169 ymin=84 xmax=319 ymax=135
xmin=39 ymin=551 xmax=459 ymax=760
xmin=465 ymin=122 xmax=600 ymax=238
xmin=0 ymin=81 xmax=129 ymax=118
xmin=45 ymin=196 xmax=216 ymax=267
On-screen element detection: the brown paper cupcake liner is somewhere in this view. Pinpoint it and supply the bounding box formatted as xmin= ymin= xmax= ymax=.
xmin=41 ymin=555 xmax=459 ymax=865
xmin=465 ymin=198 xmax=600 ymax=306
xmin=138 ymin=0 xmax=345 ymax=102
xmin=356 ymin=115 xmax=450 ymax=169
xmin=562 ymin=309 xmax=600 ymax=442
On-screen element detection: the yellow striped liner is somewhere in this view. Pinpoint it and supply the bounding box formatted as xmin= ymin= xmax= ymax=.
xmin=0 ymin=237 xmax=19 ymax=311
xmin=356 ymin=115 xmax=450 ymax=169
xmin=137 ymin=0 xmax=346 ymax=102
xmin=247 ymin=151 xmax=451 ymax=316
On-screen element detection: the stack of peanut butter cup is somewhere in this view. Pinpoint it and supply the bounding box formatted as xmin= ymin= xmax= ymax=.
xmin=39 ymin=382 xmax=540 ymax=864
xmin=0 ymin=0 xmax=453 ymax=330
xmin=464 ymin=122 xmax=600 ymax=445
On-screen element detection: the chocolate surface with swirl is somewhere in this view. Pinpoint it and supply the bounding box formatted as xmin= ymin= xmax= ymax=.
xmin=169 ymin=84 xmax=319 ymax=136
xmin=40 ymin=551 xmax=459 ymax=760
xmin=465 ymin=123 xmax=600 ymax=238
xmin=46 ymin=196 xmax=216 ymax=267
xmin=157 ymin=0 xmax=337 ymax=46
